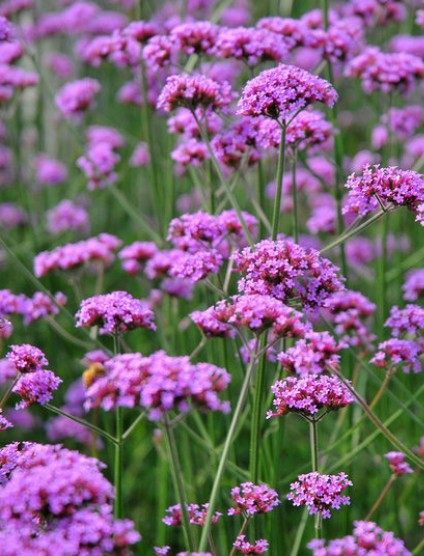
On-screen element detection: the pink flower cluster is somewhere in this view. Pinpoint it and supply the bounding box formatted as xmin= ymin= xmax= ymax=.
xmin=403 ymin=269 xmax=424 ymax=301
xmin=84 ymin=351 xmax=231 ymax=420
xmin=385 ymin=451 xmax=413 ymax=477
xmin=46 ymin=199 xmax=89 ymax=235
xmin=267 ymin=374 xmax=354 ymax=418
xmin=234 ymin=239 xmax=344 ymax=310
xmin=55 ymin=77 xmax=101 ymax=120
xmin=287 ymin=472 xmax=352 ymax=518
xmin=233 ymin=536 xmax=269 ymax=555
xmin=308 ymin=520 xmax=412 ymax=555
xmin=34 ymin=233 xmax=121 ymax=277
xmin=237 ymin=64 xmax=338 ymax=121
xmin=163 ymin=503 xmax=221 ymax=526
xmin=278 ymin=331 xmax=341 ymax=376
xmin=228 ymin=482 xmax=281 ymax=516
xmin=75 ymin=290 xmax=156 ymax=335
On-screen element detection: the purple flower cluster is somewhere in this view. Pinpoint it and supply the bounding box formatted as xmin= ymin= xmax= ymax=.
xmin=119 ymin=241 xmax=158 ymax=275
xmin=267 ymin=374 xmax=354 ymax=418
xmin=6 ymin=343 xmax=48 ymax=373
xmin=233 ymin=536 xmax=269 ymax=555
xmin=0 ymin=442 xmax=140 ymax=554
xmin=228 ymin=482 xmax=280 ymax=516
xmin=385 ymin=451 xmax=413 ymax=477
xmin=308 ymin=520 xmax=412 ymax=555
xmin=191 ymin=294 xmax=308 ymax=338
xmin=237 ymin=65 xmax=338 ymax=122
xmin=278 ymin=331 xmax=341 ymax=376
xmin=403 ymin=268 xmax=424 ymax=301
xmin=34 ymin=233 xmax=122 ymax=277
xmin=75 ymin=291 xmax=156 ymax=335
xmin=343 ymin=165 xmax=424 ymax=225
xmin=55 ymin=77 xmax=101 ymax=120
xmin=163 ymin=503 xmax=221 ymax=526
xmin=84 ymin=351 xmax=231 ymax=420
xmin=46 ymin=200 xmax=89 ymax=235
xmin=346 ymin=47 xmax=424 ymax=95
xmin=33 ymin=154 xmax=68 ymax=186
xmin=157 ymin=74 xmax=234 ymax=113
xmin=0 ymin=202 xmax=27 ymax=230
xmin=0 ymin=290 xmax=67 ymax=331
xmin=287 ymin=472 xmax=352 ymax=518
xmin=234 ymin=239 xmax=344 ymax=310
xmin=0 ymin=409 xmax=12 ymax=431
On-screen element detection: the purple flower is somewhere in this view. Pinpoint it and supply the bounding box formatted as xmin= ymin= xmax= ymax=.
xmin=403 ymin=268 xmax=424 ymax=301
xmin=55 ymin=77 xmax=101 ymax=119
xmin=119 ymin=241 xmax=158 ymax=275
xmin=129 ymin=141 xmax=151 ymax=167
xmin=33 ymin=154 xmax=68 ymax=186
xmin=6 ymin=343 xmax=48 ymax=373
xmin=384 ymin=304 xmax=424 ymax=338
xmin=385 ymin=452 xmax=413 ymax=476
xmin=170 ymin=21 xmax=219 ymax=56
xmin=234 ymin=239 xmax=344 ymax=310
xmin=233 ymin=535 xmax=269 ymax=555
xmin=278 ymin=331 xmax=341 ymax=376
xmin=75 ymin=291 xmax=156 ymax=335
xmin=22 ymin=291 xmax=67 ymax=325
xmin=0 ymin=409 xmax=12 ymax=431
xmin=228 ymin=482 xmax=280 ymax=516
xmin=77 ymin=142 xmax=121 ymax=190
xmin=84 ymin=351 xmax=231 ymax=420
xmin=46 ymin=200 xmax=89 ymax=235
xmin=157 ymin=74 xmax=234 ymax=113
xmin=163 ymin=503 xmax=221 ymax=526
xmin=237 ymin=64 xmax=337 ymax=122
xmin=267 ymin=374 xmax=355 ymax=418
xmin=13 ymin=369 xmax=62 ymax=409
xmin=308 ymin=520 xmax=412 ymax=555
xmin=287 ymin=472 xmax=352 ymax=518
xmin=371 ymin=338 xmax=422 ymax=374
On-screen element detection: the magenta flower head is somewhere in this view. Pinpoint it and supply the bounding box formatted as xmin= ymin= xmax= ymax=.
xmin=267 ymin=374 xmax=354 ymax=419
xmin=13 ymin=370 xmax=62 ymax=409
xmin=233 ymin=535 xmax=269 ymax=555
xmin=237 ymin=64 xmax=337 ymax=123
xmin=157 ymin=73 xmax=234 ymax=113
xmin=55 ymin=77 xmax=101 ymax=120
xmin=288 ymin=472 xmax=352 ymax=518
xmin=75 ymin=291 xmax=156 ymax=335
xmin=385 ymin=452 xmax=413 ymax=477
xmin=163 ymin=503 xmax=221 ymax=526
xmin=308 ymin=520 xmax=412 ymax=555
xmin=228 ymin=482 xmax=280 ymax=516
xmin=6 ymin=344 xmax=48 ymax=373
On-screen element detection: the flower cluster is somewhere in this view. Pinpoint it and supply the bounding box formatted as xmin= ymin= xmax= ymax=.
xmin=308 ymin=520 xmax=412 ymax=555
xmin=75 ymin=291 xmax=156 ymax=335
xmin=403 ymin=268 xmax=424 ymax=301
xmin=163 ymin=503 xmax=221 ymax=526
xmin=385 ymin=451 xmax=413 ymax=476
xmin=34 ymin=233 xmax=121 ymax=277
xmin=234 ymin=239 xmax=344 ymax=310
xmin=233 ymin=536 xmax=269 ymax=555
xmin=6 ymin=343 xmax=48 ymax=373
xmin=228 ymin=482 xmax=280 ymax=516
xmin=191 ymin=294 xmax=308 ymax=339
xmin=278 ymin=331 xmax=341 ymax=376
xmin=46 ymin=199 xmax=89 ymax=235
xmin=0 ymin=442 xmax=140 ymax=554
xmin=267 ymin=374 xmax=355 ymax=419
xmin=55 ymin=77 xmax=101 ymax=119
xmin=84 ymin=351 xmax=231 ymax=420
xmin=287 ymin=472 xmax=352 ymax=518
xmin=237 ymin=64 xmax=338 ymax=121
xmin=0 ymin=290 xmax=66 ymax=331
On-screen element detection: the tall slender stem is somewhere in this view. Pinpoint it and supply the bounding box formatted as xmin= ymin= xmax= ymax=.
xmin=309 ymin=418 xmax=322 ymax=539
xmin=365 ymin=475 xmax=396 ymax=521
xmin=113 ymin=334 xmax=124 ymax=519
xmin=271 ymin=123 xmax=287 ymax=240
xmin=229 ymin=517 xmax=250 ymax=556
xmin=250 ymin=334 xmax=267 ymax=483
xmin=291 ymin=148 xmax=299 ymax=243
xmin=163 ymin=416 xmax=196 ymax=553
xmin=378 ymin=215 xmax=389 ymax=339
xmin=199 ymin=341 xmax=260 ymax=552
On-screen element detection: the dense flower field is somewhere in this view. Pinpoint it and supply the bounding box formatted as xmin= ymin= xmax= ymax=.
xmin=0 ymin=0 xmax=424 ymax=554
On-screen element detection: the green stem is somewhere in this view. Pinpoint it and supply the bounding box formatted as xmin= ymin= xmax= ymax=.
xmin=0 ymin=374 xmax=20 ymax=410
xmin=320 ymin=210 xmax=386 ymax=255
xmin=229 ymin=517 xmax=250 ymax=556
xmin=198 ymin=341 xmax=260 ymax=552
xmin=412 ymin=537 xmax=424 ymax=556
xmin=122 ymin=411 xmax=145 ymax=441
xmin=365 ymin=475 xmax=396 ymax=521
xmin=113 ymin=334 xmax=124 ymax=519
xmin=378 ymin=215 xmax=389 ymax=339
xmin=271 ymin=123 xmax=287 ymax=240
xmin=309 ymin=418 xmax=322 ymax=539
xmin=289 ymin=507 xmax=309 ymax=556
xmin=250 ymin=334 xmax=267 ymax=483
xmin=257 ymin=160 xmax=266 ymax=238
xmin=291 ymin=149 xmax=299 ymax=243
xmin=45 ymin=403 xmax=118 ymax=445
xmin=163 ymin=416 xmax=196 ymax=553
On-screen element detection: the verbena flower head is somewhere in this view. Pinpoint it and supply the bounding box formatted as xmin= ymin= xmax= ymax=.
xmin=84 ymin=351 xmax=231 ymax=420
xmin=13 ymin=370 xmax=62 ymax=409
xmin=77 ymin=142 xmax=121 ymax=190
xmin=346 ymin=47 xmax=424 ymax=95
xmin=191 ymin=294 xmax=308 ymax=338
xmin=75 ymin=291 xmax=156 ymax=335
xmin=234 ymin=239 xmax=344 ymax=310
xmin=384 ymin=304 xmax=424 ymax=338
xmin=0 ymin=442 xmax=140 ymax=553
xmin=308 ymin=520 xmax=412 ymax=555
xmin=267 ymin=374 xmax=354 ymax=418
xmin=46 ymin=200 xmax=89 ymax=235
xmin=119 ymin=241 xmax=158 ymax=275
xmin=343 ymin=165 xmax=424 ymax=225
xmin=371 ymin=338 xmax=422 ymax=374
xmin=237 ymin=64 xmax=337 ymax=122
xmin=403 ymin=268 xmax=424 ymax=301
xmin=385 ymin=451 xmax=413 ymax=476
xmin=6 ymin=344 xmax=48 ymax=373
xmin=278 ymin=331 xmax=341 ymax=376
xmin=163 ymin=503 xmax=221 ymax=526
xmin=287 ymin=472 xmax=352 ymax=518
xmin=233 ymin=535 xmax=269 ymax=555
xmin=55 ymin=77 xmax=101 ymax=119
xmin=228 ymin=482 xmax=280 ymax=516
xmin=157 ymin=74 xmax=234 ymax=113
